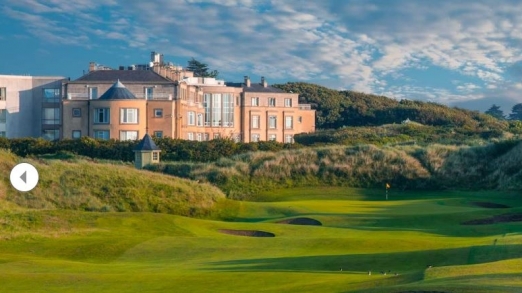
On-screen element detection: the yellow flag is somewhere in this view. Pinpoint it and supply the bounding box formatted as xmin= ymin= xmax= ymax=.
xmin=386 ymin=183 xmax=391 ymax=189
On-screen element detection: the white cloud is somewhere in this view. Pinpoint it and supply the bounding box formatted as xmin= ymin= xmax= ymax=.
xmin=5 ymin=0 xmax=522 ymax=107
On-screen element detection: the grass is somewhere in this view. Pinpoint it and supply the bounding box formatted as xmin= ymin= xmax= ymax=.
xmin=0 ymin=150 xmax=229 ymax=218
xmin=0 ymin=185 xmax=522 ymax=292
xmin=148 ymin=140 xmax=522 ymax=200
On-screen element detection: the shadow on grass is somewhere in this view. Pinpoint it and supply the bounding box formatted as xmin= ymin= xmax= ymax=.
xmin=203 ymin=244 xmax=522 ymax=275
xmin=232 ymin=208 xmax=522 ymax=238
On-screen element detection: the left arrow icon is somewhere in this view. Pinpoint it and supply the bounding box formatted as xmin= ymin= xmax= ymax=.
xmin=10 ymin=163 xmax=39 ymax=192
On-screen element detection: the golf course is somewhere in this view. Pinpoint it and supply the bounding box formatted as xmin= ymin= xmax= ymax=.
xmin=1 ymin=185 xmax=521 ymax=292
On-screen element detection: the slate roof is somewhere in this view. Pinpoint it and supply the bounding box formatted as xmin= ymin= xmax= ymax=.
xmin=225 ymin=82 xmax=285 ymax=93
xmin=74 ymin=70 xmax=172 ymax=83
xmin=98 ymin=80 xmax=137 ymax=100
xmin=134 ymin=134 xmax=161 ymax=151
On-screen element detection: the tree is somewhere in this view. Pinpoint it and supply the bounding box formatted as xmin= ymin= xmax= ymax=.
xmin=485 ymin=104 xmax=505 ymax=120
xmin=186 ymin=58 xmax=219 ymax=78
xmin=509 ymin=103 xmax=522 ymax=120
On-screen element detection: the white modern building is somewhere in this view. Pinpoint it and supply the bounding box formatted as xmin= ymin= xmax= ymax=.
xmin=0 ymin=75 xmax=67 ymax=139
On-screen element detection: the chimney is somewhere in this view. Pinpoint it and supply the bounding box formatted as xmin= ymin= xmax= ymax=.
xmin=89 ymin=62 xmax=96 ymax=72
xmin=261 ymin=76 xmax=267 ymax=87
xmin=244 ymin=76 xmax=251 ymax=87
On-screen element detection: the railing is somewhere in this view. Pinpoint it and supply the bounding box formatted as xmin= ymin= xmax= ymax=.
xmin=134 ymin=94 xmax=173 ymax=100
xmin=65 ymin=93 xmax=89 ymax=100
xmin=298 ymin=104 xmax=312 ymax=110
xmin=65 ymin=93 xmax=173 ymax=100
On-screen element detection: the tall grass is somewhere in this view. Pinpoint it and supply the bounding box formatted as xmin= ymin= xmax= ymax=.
xmin=148 ymin=140 xmax=522 ymax=198
xmin=0 ymin=150 xmax=231 ymax=218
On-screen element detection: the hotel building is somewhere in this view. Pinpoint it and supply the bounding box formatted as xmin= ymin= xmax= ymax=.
xmin=0 ymin=75 xmax=67 ymax=140
xmin=61 ymin=57 xmax=315 ymax=143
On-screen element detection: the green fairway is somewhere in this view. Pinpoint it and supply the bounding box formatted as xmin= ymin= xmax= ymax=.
xmin=0 ymin=187 xmax=522 ymax=292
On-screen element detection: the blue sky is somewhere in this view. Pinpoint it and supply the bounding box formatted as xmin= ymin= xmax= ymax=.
xmin=2 ymin=0 xmax=522 ymax=113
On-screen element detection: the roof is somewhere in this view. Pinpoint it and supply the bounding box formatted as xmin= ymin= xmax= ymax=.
xmin=225 ymin=82 xmax=285 ymax=93
xmin=73 ymin=70 xmax=172 ymax=83
xmin=98 ymin=80 xmax=137 ymax=100
xmin=134 ymin=134 xmax=161 ymax=151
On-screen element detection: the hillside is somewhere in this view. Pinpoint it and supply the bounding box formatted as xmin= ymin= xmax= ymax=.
xmin=273 ymin=82 xmax=510 ymax=132
xmin=148 ymin=140 xmax=522 ymax=198
xmin=0 ymin=150 xmax=230 ymax=218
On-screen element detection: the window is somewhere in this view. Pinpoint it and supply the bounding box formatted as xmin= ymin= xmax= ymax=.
xmin=94 ymin=108 xmax=110 ymax=124
xmin=153 ymin=131 xmax=163 ymax=138
xmin=268 ymin=97 xmax=276 ymax=107
xmin=285 ymin=135 xmax=294 ymax=143
xmin=234 ymin=134 xmax=241 ymax=143
xmin=285 ymin=116 xmax=293 ymax=129
xmin=89 ymin=87 xmax=98 ymax=100
xmin=120 ymin=108 xmax=138 ymax=124
xmin=251 ymin=134 xmax=260 ymax=142
xmin=72 ymin=130 xmax=81 ymax=139
xmin=269 ymin=134 xmax=277 ymax=141
xmin=197 ymin=114 xmax=203 ymax=126
xmin=154 ymin=108 xmax=163 ymax=118
xmin=204 ymin=94 xmax=211 ymax=126
xmin=222 ymin=93 xmax=234 ymax=127
xmin=43 ymin=88 xmax=60 ymax=102
xmin=188 ymin=111 xmax=195 ymax=125
xmin=42 ymin=108 xmax=60 ymax=125
xmin=212 ymin=94 xmax=221 ymax=126
xmin=203 ymin=93 xmax=234 ymax=127
xmin=197 ymin=133 xmax=202 ymax=141
xmin=94 ymin=130 xmax=110 ymax=140
xmin=213 ymin=133 xmax=220 ymax=139
xmin=188 ymin=132 xmax=194 ymax=140
xmin=72 ymin=108 xmax=81 ymax=117
xmin=145 ymin=87 xmax=154 ymax=100
xmin=298 ymin=116 xmax=302 ymax=123
xmin=251 ymin=115 xmax=260 ymax=129
xmin=42 ymin=129 xmax=59 ymax=141
xmin=120 ymin=131 xmax=138 ymax=141
xmin=152 ymin=152 xmax=159 ymax=161
xmin=0 ymin=109 xmax=6 ymax=123
xmin=204 ymin=133 xmax=209 ymax=141
xmin=268 ymin=116 xmax=277 ymax=129
xmin=0 ymin=87 xmax=5 ymax=101
xmin=251 ymin=97 xmax=259 ymax=106
xmin=0 ymin=131 xmax=5 ymax=137
xmin=285 ymin=98 xmax=292 ymax=107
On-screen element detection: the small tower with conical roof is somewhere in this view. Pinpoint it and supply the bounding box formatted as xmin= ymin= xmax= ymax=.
xmin=133 ymin=134 xmax=161 ymax=169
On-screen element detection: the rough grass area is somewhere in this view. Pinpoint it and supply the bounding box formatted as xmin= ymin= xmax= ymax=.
xmin=147 ymin=140 xmax=522 ymax=199
xmin=0 ymin=150 xmax=231 ymax=218
xmin=0 ymin=187 xmax=521 ymax=292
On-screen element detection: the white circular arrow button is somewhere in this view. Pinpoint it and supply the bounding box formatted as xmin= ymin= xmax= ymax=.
xmin=10 ymin=163 xmax=39 ymax=192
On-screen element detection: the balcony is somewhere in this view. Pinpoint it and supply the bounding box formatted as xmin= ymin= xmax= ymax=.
xmin=65 ymin=93 xmax=173 ymax=100
xmin=135 ymin=93 xmax=173 ymax=100
xmin=298 ymin=104 xmax=312 ymax=110
xmin=65 ymin=93 xmax=89 ymax=100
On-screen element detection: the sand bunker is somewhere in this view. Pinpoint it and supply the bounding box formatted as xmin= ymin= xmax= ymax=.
xmin=277 ymin=217 xmax=322 ymax=226
xmin=472 ymin=201 xmax=511 ymax=209
xmin=462 ymin=213 xmax=522 ymax=225
xmin=396 ymin=291 xmax=450 ymax=293
xmin=219 ymin=229 xmax=275 ymax=237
